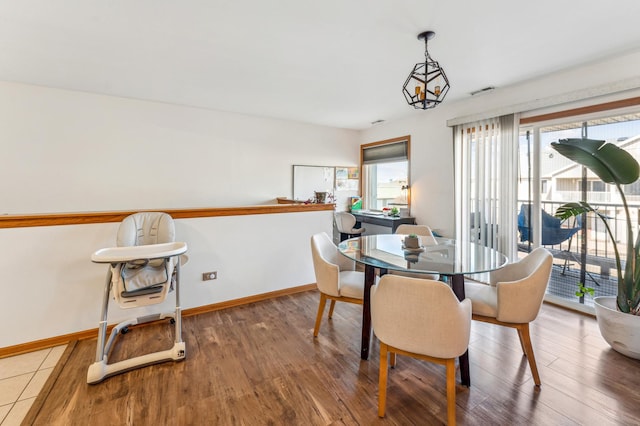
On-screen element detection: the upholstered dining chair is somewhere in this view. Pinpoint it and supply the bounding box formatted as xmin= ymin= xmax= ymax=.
xmin=394 ymin=224 xmax=435 ymax=240
xmin=310 ymin=232 xmax=371 ymax=337
xmin=372 ymin=275 xmax=472 ymax=425
xmin=334 ymin=211 xmax=365 ymax=242
xmin=392 ymin=224 xmax=439 ymax=280
xmin=464 ymin=247 xmax=553 ymax=386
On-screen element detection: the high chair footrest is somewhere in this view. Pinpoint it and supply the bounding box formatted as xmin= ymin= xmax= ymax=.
xmin=87 ymin=341 xmax=186 ymax=384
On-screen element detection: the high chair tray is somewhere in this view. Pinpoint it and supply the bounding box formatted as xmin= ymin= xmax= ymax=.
xmin=91 ymin=242 xmax=187 ymax=263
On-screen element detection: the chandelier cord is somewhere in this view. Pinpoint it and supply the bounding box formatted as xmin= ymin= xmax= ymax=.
xmin=424 ymin=38 xmax=430 ymax=62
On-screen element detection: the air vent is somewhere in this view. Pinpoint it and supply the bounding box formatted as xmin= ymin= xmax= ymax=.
xmin=470 ymin=86 xmax=496 ymax=96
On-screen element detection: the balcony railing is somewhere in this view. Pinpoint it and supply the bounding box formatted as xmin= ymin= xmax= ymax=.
xmin=517 ymin=199 xmax=640 ymax=308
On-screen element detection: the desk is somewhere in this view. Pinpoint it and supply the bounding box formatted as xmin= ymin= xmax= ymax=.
xmin=338 ymin=234 xmax=508 ymax=386
xmin=351 ymin=212 xmax=415 ymax=234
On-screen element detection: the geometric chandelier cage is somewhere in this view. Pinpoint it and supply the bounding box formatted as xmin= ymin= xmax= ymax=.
xmin=402 ymin=31 xmax=450 ymax=110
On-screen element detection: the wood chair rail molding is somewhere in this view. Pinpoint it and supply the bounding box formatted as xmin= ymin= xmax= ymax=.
xmin=0 ymin=203 xmax=335 ymax=229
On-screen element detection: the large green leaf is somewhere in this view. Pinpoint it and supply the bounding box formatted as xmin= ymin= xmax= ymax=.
xmin=550 ymin=138 xmax=640 ymax=185
xmin=554 ymin=202 xmax=594 ymax=220
xmin=551 ymin=138 xmax=640 ymax=313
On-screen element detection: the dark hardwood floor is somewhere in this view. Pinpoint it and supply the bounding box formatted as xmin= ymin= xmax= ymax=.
xmin=25 ymin=290 xmax=640 ymax=425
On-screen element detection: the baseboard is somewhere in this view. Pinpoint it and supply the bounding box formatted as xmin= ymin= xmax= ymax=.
xmin=0 ymin=330 xmax=98 ymax=358
xmin=543 ymin=295 xmax=596 ymax=317
xmin=0 ymin=283 xmax=318 ymax=358
xmin=182 ymin=283 xmax=317 ymax=317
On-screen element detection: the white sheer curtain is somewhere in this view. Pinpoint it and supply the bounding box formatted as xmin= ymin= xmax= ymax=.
xmin=454 ymin=114 xmax=519 ymax=261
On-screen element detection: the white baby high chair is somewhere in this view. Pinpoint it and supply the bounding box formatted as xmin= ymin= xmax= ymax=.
xmin=87 ymin=212 xmax=188 ymax=384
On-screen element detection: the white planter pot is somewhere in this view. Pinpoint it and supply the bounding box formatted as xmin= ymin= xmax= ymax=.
xmin=593 ymin=296 xmax=640 ymax=359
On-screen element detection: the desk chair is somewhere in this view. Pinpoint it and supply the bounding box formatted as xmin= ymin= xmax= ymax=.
xmin=87 ymin=212 xmax=188 ymax=384
xmin=335 ymin=212 xmax=365 ymax=242
xmin=464 ymin=247 xmax=552 ymax=386
xmin=372 ymin=275 xmax=471 ymax=424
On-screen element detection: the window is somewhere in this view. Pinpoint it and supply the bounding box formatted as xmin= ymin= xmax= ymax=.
xmin=360 ymin=136 xmax=410 ymax=211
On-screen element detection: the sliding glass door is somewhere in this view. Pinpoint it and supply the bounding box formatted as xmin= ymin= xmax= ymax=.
xmin=519 ymin=109 xmax=640 ymax=309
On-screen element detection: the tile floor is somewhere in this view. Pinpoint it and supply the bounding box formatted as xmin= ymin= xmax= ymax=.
xmin=0 ymin=346 xmax=66 ymax=426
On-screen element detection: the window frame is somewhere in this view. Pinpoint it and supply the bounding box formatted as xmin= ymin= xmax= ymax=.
xmin=360 ymin=135 xmax=411 ymax=211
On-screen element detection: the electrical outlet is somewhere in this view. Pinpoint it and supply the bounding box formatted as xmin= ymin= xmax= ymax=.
xmin=202 ymin=271 xmax=217 ymax=281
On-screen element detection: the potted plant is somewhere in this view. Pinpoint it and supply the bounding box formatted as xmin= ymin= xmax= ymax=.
xmin=551 ymin=137 xmax=640 ymax=358
xmin=404 ymin=233 xmax=421 ymax=249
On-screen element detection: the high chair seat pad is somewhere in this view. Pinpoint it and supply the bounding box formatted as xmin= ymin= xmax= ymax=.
xmin=121 ymin=262 xmax=169 ymax=292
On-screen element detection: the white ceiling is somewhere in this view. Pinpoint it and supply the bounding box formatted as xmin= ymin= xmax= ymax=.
xmin=1 ymin=1 xmax=639 ymax=130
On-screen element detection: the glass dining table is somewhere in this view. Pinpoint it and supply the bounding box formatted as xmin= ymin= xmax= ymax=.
xmin=337 ymin=233 xmax=508 ymax=387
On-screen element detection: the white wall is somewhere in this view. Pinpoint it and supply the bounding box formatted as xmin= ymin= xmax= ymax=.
xmin=0 ymin=81 xmax=359 ymax=214
xmin=360 ymin=50 xmax=640 ymax=238
xmin=0 ymin=81 xmax=356 ymax=347
xmin=0 ymin=211 xmax=333 ymax=347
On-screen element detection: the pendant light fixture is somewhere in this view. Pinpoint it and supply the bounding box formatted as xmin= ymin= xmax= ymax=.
xmin=402 ymin=31 xmax=450 ymax=109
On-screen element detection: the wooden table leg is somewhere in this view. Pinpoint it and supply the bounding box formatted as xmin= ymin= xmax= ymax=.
xmin=450 ymin=274 xmax=470 ymax=387
xmin=361 ymin=264 xmax=376 ymax=360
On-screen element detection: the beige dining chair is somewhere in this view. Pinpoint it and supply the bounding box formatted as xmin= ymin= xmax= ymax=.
xmin=395 ymin=224 xmax=434 ymax=239
xmin=464 ymin=247 xmax=553 ymax=386
xmin=372 ymin=274 xmax=471 ymax=424
xmin=393 ymin=224 xmax=439 ymax=280
xmin=310 ymin=232 xmax=372 ymax=337
xmin=334 ymin=211 xmax=365 ymax=241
